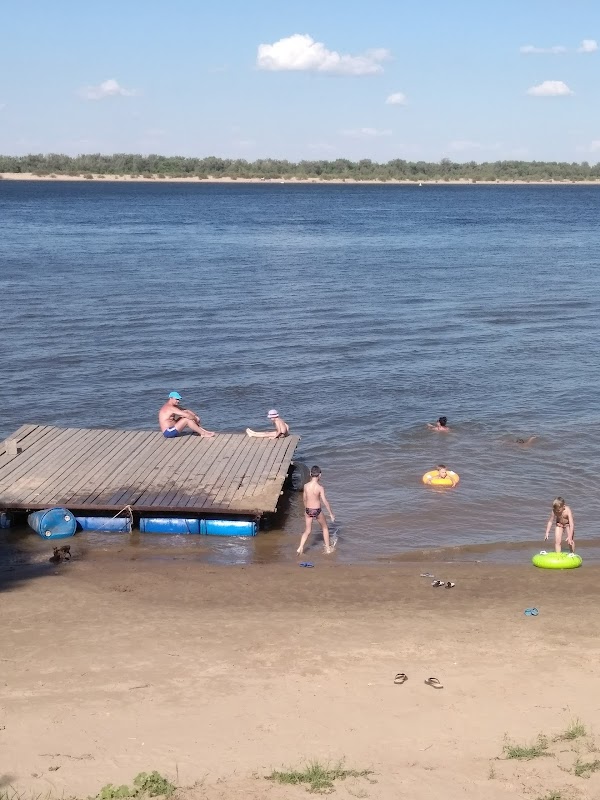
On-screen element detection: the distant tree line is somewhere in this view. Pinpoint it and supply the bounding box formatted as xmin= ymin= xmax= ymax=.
xmin=1 ymin=153 xmax=600 ymax=181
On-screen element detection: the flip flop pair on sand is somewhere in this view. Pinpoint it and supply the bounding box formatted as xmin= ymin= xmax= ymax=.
xmin=393 ymin=674 xmax=443 ymax=689
xmin=421 ymin=573 xmax=455 ymax=588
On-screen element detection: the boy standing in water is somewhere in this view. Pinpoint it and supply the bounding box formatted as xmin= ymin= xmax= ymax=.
xmin=297 ymin=466 xmax=336 ymax=555
xmin=545 ymin=497 xmax=575 ymax=553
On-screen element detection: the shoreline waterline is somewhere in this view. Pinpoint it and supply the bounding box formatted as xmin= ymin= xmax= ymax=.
xmin=3 ymin=172 xmax=600 ymax=185
xmin=2 ymin=520 xmax=597 ymax=569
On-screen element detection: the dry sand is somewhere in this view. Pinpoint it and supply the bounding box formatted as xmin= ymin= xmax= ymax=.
xmin=2 ymin=558 xmax=600 ymax=800
xmin=2 ymin=172 xmax=600 ymax=185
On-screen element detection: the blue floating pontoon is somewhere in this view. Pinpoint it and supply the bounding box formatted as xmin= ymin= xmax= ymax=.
xmin=28 ymin=507 xmax=77 ymax=539
xmin=139 ymin=517 xmax=201 ymax=534
xmin=76 ymin=516 xmax=132 ymax=533
xmin=138 ymin=517 xmax=257 ymax=537
xmin=203 ymin=519 xmax=257 ymax=537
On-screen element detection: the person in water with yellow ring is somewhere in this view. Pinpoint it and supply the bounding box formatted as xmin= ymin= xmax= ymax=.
xmin=423 ymin=464 xmax=459 ymax=487
xmin=544 ymin=497 xmax=575 ymax=554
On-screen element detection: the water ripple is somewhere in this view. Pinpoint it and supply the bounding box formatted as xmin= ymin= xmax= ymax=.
xmin=1 ymin=182 xmax=600 ymax=564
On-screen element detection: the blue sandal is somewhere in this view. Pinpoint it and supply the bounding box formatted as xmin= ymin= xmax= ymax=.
xmin=524 ymin=608 xmax=539 ymax=616
xmin=299 ymin=562 xmax=314 ymax=568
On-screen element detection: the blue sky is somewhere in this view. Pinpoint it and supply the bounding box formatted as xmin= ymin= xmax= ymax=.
xmin=0 ymin=0 xmax=598 ymax=161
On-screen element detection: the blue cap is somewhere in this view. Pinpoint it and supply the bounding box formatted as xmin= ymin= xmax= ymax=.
xmin=168 ymin=391 xmax=182 ymax=400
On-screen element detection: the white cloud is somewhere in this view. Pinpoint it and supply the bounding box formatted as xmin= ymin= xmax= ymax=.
xmin=340 ymin=127 xmax=392 ymax=138
xmin=527 ymin=80 xmax=573 ymax=96
xmin=79 ymin=79 xmax=137 ymax=100
xmin=590 ymin=140 xmax=600 ymax=152
xmin=520 ymin=44 xmax=566 ymax=54
xmin=256 ymin=34 xmax=391 ymax=75
xmin=520 ymin=39 xmax=598 ymax=55
xmin=385 ymin=92 xmax=407 ymax=105
xmin=578 ymin=39 xmax=598 ymax=53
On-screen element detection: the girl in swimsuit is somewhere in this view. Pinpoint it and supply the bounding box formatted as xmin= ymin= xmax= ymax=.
xmin=544 ymin=497 xmax=575 ymax=553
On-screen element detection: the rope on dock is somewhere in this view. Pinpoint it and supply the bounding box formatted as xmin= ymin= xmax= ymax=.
xmin=86 ymin=506 xmax=133 ymax=531
xmin=111 ymin=504 xmax=134 ymax=529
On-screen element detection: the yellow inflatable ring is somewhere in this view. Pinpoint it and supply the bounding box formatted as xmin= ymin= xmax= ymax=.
xmin=422 ymin=470 xmax=459 ymax=487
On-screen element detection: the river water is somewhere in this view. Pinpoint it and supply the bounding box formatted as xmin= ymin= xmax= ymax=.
xmin=1 ymin=181 xmax=599 ymax=565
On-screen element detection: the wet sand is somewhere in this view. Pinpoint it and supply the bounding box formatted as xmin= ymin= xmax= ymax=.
xmin=2 ymin=560 xmax=600 ymax=799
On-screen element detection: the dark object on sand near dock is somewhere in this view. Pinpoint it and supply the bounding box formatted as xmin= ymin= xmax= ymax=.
xmin=49 ymin=545 xmax=71 ymax=563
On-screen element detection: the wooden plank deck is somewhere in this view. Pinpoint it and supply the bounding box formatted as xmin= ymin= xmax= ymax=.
xmin=0 ymin=426 xmax=300 ymax=516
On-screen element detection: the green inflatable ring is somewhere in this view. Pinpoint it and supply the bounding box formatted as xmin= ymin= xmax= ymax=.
xmin=532 ymin=551 xmax=582 ymax=569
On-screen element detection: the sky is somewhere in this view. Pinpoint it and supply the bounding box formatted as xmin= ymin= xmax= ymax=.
xmin=0 ymin=0 xmax=599 ymax=162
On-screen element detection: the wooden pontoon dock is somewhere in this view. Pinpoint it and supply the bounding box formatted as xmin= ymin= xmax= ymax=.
xmin=0 ymin=425 xmax=300 ymax=518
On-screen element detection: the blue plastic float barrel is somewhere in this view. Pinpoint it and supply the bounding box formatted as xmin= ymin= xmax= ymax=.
xmin=28 ymin=507 xmax=76 ymax=539
xmin=0 ymin=511 xmax=12 ymax=529
xmin=76 ymin=516 xmax=131 ymax=533
xmin=138 ymin=517 xmax=257 ymax=536
xmin=139 ymin=517 xmax=201 ymax=534
xmin=203 ymin=519 xmax=257 ymax=537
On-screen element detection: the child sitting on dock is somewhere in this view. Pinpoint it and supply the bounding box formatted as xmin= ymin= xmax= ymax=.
xmin=297 ymin=466 xmax=336 ymax=555
xmin=158 ymin=392 xmax=215 ymax=438
xmin=427 ymin=416 xmax=450 ymax=432
xmin=545 ymin=497 xmax=575 ymax=553
xmin=246 ymin=409 xmax=289 ymax=439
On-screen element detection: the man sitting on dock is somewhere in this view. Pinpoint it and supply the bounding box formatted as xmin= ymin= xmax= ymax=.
xmin=158 ymin=392 xmax=215 ymax=438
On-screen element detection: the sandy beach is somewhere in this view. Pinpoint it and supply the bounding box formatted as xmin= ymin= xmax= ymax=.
xmin=2 ymin=172 xmax=600 ymax=185
xmin=2 ymin=558 xmax=600 ymax=800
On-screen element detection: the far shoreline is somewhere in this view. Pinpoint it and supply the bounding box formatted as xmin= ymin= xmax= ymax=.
xmin=3 ymin=172 xmax=600 ymax=186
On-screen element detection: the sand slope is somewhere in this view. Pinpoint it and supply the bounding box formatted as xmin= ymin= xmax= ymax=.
xmin=1 ymin=560 xmax=599 ymax=799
